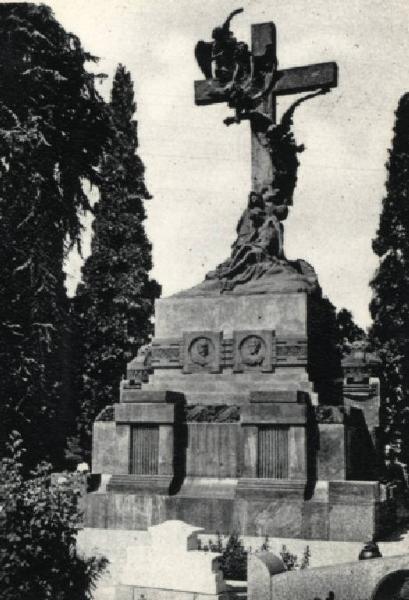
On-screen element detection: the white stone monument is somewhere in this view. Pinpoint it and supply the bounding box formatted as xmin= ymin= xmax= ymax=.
xmin=117 ymin=520 xmax=228 ymax=599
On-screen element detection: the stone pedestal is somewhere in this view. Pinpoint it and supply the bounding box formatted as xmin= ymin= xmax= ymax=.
xmin=87 ymin=288 xmax=391 ymax=542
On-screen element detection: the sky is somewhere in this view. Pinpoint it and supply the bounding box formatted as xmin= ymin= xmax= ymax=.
xmin=39 ymin=0 xmax=409 ymax=328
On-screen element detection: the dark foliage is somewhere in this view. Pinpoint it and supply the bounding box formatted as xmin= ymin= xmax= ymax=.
xmin=0 ymin=432 xmax=107 ymax=600
xmin=219 ymin=532 xmax=247 ymax=581
xmin=335 ymin=308 xmax=366 ymax=354
xmin=0 ymin=3 xmax=109 ymax=468
xmin=370 ymin=92 xmax=409 ymax=462
xmin=71 ymin=64 xmax=161 ymax=461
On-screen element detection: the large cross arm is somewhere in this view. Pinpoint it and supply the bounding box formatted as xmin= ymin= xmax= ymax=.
xmin=194 ymin=61 xmax=338 ymax=106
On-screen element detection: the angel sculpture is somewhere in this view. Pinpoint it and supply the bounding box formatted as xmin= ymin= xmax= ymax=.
xmin=194 ymin=8 xmax=247 ymax=82
xmin=194 ymin=8 xmax=278 ymax=126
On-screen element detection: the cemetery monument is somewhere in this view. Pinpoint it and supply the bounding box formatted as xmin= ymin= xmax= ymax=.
xmin=86 ymin=10 xmax=392 ymax=542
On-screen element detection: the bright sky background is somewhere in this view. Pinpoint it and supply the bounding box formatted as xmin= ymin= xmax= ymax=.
xmin=41 ymin=0 xmax=409 ymax=329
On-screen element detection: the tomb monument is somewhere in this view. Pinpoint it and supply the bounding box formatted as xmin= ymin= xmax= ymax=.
xmin=87 ymin=10 xmax=392 ymax=541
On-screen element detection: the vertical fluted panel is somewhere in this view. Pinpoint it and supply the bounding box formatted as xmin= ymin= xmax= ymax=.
xmin=131 ymin=425 xmax=159 ymax=475
xmin=258 ymin=426 xmax=289 ymax=478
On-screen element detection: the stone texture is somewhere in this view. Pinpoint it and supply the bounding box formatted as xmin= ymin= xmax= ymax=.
xmin=247 ymin=552 xmax=286 ymax=600
xmin=92 ymin=422 xmax=117 ymax=474
xmin=155 ymin=293 xmax=307 ymax=339
xmin=186 ymin=423 xmax=241 ymax=478
xmin=120 ymin=390 xmax=183 ymax=404
xmin=241 ymin=403 xmax=307 ymax=424
xmin=115 ymin=425 xmax=130 ymax=475
xmin=317 ymin=424 xmax=346 ymax=480
xmin=270 ymin=555 xmax=409 ymax=600
xmin=115 ymin=403 xmax=174 ymax=424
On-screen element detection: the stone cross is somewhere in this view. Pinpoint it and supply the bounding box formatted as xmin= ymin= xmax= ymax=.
xmin=194 ymin=22 xmax=338 ymax=193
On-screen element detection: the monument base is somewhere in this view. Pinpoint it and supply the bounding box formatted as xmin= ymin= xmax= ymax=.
xmin=85 ymin=478 xmax=392 ymax=542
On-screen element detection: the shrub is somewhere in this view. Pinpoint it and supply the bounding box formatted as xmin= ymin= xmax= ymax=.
xmin=219 ymin=532 xmax=247 ymax=581
xmin=0 ymin=432 xmax=107 ymax=600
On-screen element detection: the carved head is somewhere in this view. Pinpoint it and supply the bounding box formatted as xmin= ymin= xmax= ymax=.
xmin=196 ymin=339 xmax=210 ymax=357
xmin=248 ymin=191 xmax=263 ymax=209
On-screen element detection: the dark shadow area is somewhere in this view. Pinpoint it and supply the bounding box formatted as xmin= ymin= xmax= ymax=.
xmin=346 ymin=407 xmax=378 ymax=480
xmin=307 ymin=290 xmax=343 ymax=405
xmin=304 ymin=393 xmax=319 ymax=500
xmin=169 ymin=396 xmax=188 ymax=495
xmin=371 ymin=570 xmax=409 ymax=600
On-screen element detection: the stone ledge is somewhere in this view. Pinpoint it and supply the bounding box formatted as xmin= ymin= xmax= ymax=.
xmin=329 ymin=481 xmax=381 ymax=504
xmin=115 ymin=403 xmax=175 ymax=423
xmin=237 ymin=478 xmax=307 ymax=499
xmin=107 ymin=474 xmax=172 ymax=494
xmin=120 ymin=390 xmax=184 ymax=404
xmin=241 ymin=403 xmax=307 ymax=424
xmin=249 ymin=390 xmax=307 ymax=403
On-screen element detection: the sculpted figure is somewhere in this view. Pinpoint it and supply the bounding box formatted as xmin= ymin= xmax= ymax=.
xmin=194 ymin=8 xmax=244 ymax=81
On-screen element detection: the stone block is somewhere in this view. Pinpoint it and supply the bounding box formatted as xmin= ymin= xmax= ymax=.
xmin=301 ymin=502 xmax=329 ymax=539
xmin=288 ymin=427 xmax=306 ymax=479
xmin=120 ymin=390 xmax=184 ymax=404
xmin=329 ymin=503 xmax=376 ymax=541
xmin=241 ymin=425 xmax=258 ymax=478
xmin=317 ymin=424 xmax=346 ymax=480
xmin=249 ymin=390 xmax=304 ymax=403
xmin=186 ymin=423 xmax=240 ymax=478
xmin=115 ymin=425 xmax=130 ymax=474
xmin=235 ymin=497 xmax=304 ymax=537
xmin=329 ymin=480 xmax=380 ymax=504
xmin=241 ymin=403 xmax=307 ymax=424
xmin=115 ymin=403 xmax=175 ymax=423
xmin=155 ymin=293 xmax=307 ymax=338
xmin=92 ymin=421 xmax=116 ymax=474
xmin=159 ymin=424 xmax=174 ymax=476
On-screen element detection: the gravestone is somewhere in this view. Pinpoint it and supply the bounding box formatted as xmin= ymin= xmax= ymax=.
xmin=87 ymin=10 xmax=392 ymax=542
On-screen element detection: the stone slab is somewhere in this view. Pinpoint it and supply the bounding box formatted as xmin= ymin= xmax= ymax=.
xmin=155 ymin=292 xmax=307 ymax=338
xmin=317 ymin=424 xmax=346 ymax=480
xmin=249 ymin=390 xmax=303 ymax=403
xmin=329 ymin=502 xmax=376 ymax=541
xmin=84 ymin=487 xmax=385 ymax=541
xmin=120 ymin=390 xmax=184 ymax=404
xmin=241 ymin=403 xmax=307 ymax=424
xmin=115 ymin=403 xmax=175 ymax=423
xmin=329 ymin=480 xmax=380 ymax=504
xmin=92 ymin=422 xmax=117 ymax=474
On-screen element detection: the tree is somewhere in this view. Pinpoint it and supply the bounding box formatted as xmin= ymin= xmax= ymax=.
xmin=0 ymin=4 xmax=109 ymax=467
xmin=335 ymin=308 xmax=366 ymax=354
xmin=72 ymin=64 xmax=161 ymax=461
xmin=0 ymin=432 xmax=107 ymax=600
xmin=370 ymin=92 xmax=409 ymax=461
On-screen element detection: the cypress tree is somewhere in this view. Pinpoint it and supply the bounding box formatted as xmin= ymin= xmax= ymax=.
xmin=370 ymin=93 xmax=409 ymax=461
xmin=0 ymin=4 xmax=109 ymax=467
xmin=72 ymin=65 xmax=161 ymax=461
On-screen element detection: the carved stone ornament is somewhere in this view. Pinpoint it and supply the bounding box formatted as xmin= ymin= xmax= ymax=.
xmin=240 ymin=335 xmax=266 ymax=366
xmin=183 ymin=331 xmax=222 ymax=373
xmin=233 ymin=330 xmax=274 ymax=372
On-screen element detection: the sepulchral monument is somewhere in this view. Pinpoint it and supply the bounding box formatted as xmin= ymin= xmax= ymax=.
xmin=87 ymin=10 xmax=391 ymax=541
